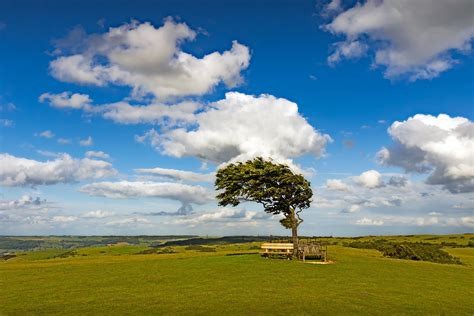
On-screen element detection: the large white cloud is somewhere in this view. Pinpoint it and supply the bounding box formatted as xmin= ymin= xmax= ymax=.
xmin=353 ymin=170 xmax=384 ymax=189
xmin=137 ymin=92 xmax=332 ymax=166
xmin=378 ymin=114 xmax=474 ymax=193
xmin=0 ymin=153 xmax=116 ymax=186
xmin=49 ymin=19 xmax=250 ymax=99
xmin=325 ymin=0 xmax=474 ymax=80
xmin=79 ymin=180 xmax=212 ymax=205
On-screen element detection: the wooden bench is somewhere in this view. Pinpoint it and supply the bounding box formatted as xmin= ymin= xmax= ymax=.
xmin=297 ymin=243 xmax=327 ymax=262
xmin=260 ymin=243 xmax=293 ymax=259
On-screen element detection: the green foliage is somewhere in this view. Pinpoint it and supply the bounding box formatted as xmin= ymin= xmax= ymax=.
xmin=185 ymin=245 xmax=217 ymax=252
xmin=343 ymin=240 xmax=462 ymax=264
xmin=215 ymin=157 xmax=312 ymax=228
xmin=137 ymin=248 xmax=176 ymax=255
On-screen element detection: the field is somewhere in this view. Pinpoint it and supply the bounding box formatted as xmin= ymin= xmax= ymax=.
xmin=1 ymin=234 xmax=474 ymax=315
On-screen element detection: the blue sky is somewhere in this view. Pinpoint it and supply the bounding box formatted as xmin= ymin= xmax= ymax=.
xmin=1 ymin=0 xmax=473 ymax=236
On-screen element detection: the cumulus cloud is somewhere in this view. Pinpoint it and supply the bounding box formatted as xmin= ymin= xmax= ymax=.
xmin=326 ymin=179 xmax=350 ymax=191
xmin=353 ymin=170 xmax=384 ymax=189
xmin=0 ymin=195 xmax=46 ymax=210
xmin=39 ymin=91 xmax=92 ymax=109
xmin=325 ymin=0 xmax=474 ymax=80
xmin=135 ymin=167 xmax=213 ymax=182
xmin=137 ymin=92 xmax=331 ymax=167
xmin=49 ymin=18 xmax=250 ymax=100
xmin=378 ymin=114 xmax=474 ymax=193
xmin=0 ymin=153 xmax=116 ymax=186
xmin=85 ymin=151 xmax=110 ymax=160
xmin=79 ymin=136 xmax=93 ymax=146
xmin=388 ymin=176 xmax=408 ymax=187
xmin=79 ymin=181 xmax=212 ymax=208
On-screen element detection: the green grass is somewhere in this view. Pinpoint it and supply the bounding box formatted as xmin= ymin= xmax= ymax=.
xmin=1 ymin=236 xmax=473 ymax=315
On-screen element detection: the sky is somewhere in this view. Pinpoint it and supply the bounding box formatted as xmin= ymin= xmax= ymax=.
xmin=0 ymin=0 xmax=473 ymax=236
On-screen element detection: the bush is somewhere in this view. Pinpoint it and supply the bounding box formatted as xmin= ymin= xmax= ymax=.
xmin=137 ymin=248 xmax=176 ymax=255
xmin=343 ymin=240 xmax=461 ymax=264
xmin=185 ymin=245 xmax=216 ymax=252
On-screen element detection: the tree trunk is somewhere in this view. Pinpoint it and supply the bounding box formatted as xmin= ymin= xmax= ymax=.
xmin=290 ymin=208 xmax=299 ymax=258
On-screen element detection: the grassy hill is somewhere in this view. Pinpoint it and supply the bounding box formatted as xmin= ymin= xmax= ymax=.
xmin=1 ymin=234 xmax=473 ymax=315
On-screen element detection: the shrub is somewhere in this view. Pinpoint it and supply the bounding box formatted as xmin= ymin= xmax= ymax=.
xmin=137 ymin=248 xmax=176 ymax=255
xmin=184 ymin=245 xmax=216 ymax=252
xmin=343 ymin=240 xmax=461 ymax=264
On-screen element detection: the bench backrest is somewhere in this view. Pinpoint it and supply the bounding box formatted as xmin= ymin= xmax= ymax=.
xmin=261 ymin=243 xmax=294 ymax=250
xmin=298 ymin=243 xmax=325 ymax=255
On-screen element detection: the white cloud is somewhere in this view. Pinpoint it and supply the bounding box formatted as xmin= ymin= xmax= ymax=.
xmin=326 ymin=0 xmax=342 ymax=12
xmin=353 ymin=170 xmax=383 ymax=189
xmin=79 ymin=136 xmax=93 ymax=146
xmin=325 ymin=0 xmax=474 ymax=80
xmin=326 ymin=179 xmax=350 ymax=191
xmin=51 ymin=215 xmax=78 ymax=222
xmin=105 ymin=216 xmax=151 ymax=227
xmin=49 ymin=19 xmax=250 ymax=100
xmin=328 ymin=40 xmax=368 ymax=65
xmin=79 ymin=181 xmax=212 ymax=206
xmin=38 ymin=130 xmax=55 ymax=138
xmin=40 ymin=92 xmax=202 ymax=126
xmin=452 ymin=203 xmax=473 ymax=210
xmin=344 ymin=205 xmax=361 ymax=213
xmin=82 ymin=210 xmax=114 ymax=218
xmin=85 ymin=151 xmax=110 ymax=160
xmin=135 ymin=167 xmax=213 ymax=182
xmin=378 ymin=114 xmax=474 ymax=193
xmin=57 ymin=138 xmax=71 ymax=145
xmin=39 ymin=91 xmax=92 ymax=109
xmin=0 ymin=195 xmax=47 ymax=210
xmin=173 ymin=207 xmax=267 ymax=227
xmin=356 ymin=217 xmax=384 ymax=226
xmin=0 ymin=119 xmax=14 ymax=127
xmin=98 ymin=100 xmax=201 ymax=125
xmin=0 ymin=153 xmax=116 ymax=186
xmin=137 ymin=92 xmax=331 ymax=167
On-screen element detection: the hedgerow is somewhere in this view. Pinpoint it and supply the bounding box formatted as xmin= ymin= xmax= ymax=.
xmin=343 ymin=240 xmax=461 ymax=264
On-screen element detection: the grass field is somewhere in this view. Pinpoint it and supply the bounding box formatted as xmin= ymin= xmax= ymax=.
xmin=1 ymin=234 xmax=473 ymax=315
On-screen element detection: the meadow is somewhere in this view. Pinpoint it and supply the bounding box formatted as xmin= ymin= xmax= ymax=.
xmin=1 ymin=234 xmax=473 ymax=315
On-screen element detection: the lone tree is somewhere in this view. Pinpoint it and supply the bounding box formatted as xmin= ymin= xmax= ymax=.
xmin=215 ymin=157 xmax=313 ymax=256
